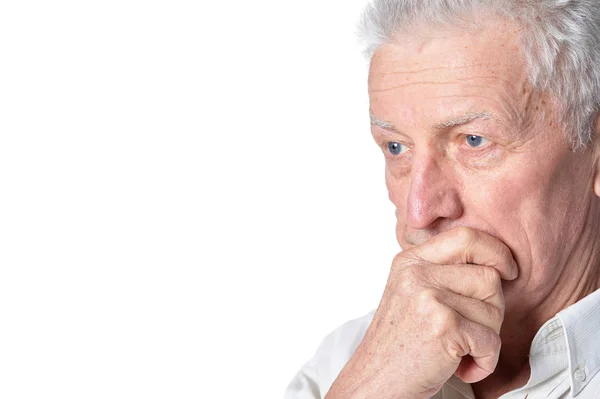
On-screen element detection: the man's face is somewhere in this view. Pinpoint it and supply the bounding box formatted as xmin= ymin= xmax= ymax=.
xmin=368 ymin=21 xmax=599 ymax=314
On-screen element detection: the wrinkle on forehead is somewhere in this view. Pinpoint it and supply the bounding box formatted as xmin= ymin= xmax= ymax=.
xmin=367 ymin=19 xmax=540 ymax=136
xmin=369 ymin=79 xmax=523 ymax=95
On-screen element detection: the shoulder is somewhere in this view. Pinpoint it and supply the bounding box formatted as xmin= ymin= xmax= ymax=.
xmin=312 ymin=309 xmax=377 ymax=395
xmin=284 ymin=309 xmax=376 ymax=399
xmin=317 ymin=309 xmax=377 ymax=362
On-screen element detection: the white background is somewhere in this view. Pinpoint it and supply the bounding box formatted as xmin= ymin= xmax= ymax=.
xmin=0 ymin=1 xmax=401 ymax=397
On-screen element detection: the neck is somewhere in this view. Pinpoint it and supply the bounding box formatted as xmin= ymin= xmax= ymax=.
xmin=472 ymin=203 xmax=600 ymax=399
xmin=470 ymin=360 xmax=531 ymax=399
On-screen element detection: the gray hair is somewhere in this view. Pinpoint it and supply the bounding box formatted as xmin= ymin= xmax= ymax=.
xmin=357 ymin=0 xmax=600 ymax=149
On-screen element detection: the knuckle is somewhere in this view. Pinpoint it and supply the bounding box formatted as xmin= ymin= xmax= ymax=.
xmin=415 ymin=288 xmax=441 ymax=310
xmin=392 ymin=251 xmax=422 ymax=268
xmin=481 ymin=266 xmax=501 ymax=287
xmin=398 ymin=264 xmax=426 ymax=291
xmin=398 ymin=275 xmax=414 ymax=293
xmin=488 ymin=304 xmax=503 ymax=323
xmin=398 ymin=268 xmax=416 ymax=291
xmin=430 ymin=305 xmax=459 ymax=338
xmin=478 ymin=267 xmax=504 ymax=309
xmin=455 ymin=226 xmax=476 ymax=244
xmin=484 ymin=304 xmax=504 ymax=330
xmin=389 ymin=255 xmax=422 ymax=294
xmin=443 ymin=329 xmax=469 ymax=360
xmin=456 ymin=227 xmax=478 ymax=262
xmin=391 ymin=251 xmax=405 ymax=267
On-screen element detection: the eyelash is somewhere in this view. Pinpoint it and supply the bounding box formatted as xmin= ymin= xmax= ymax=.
xmin=464 ymin=135 xmax=490 ymax=147
xmin=382 ymin=140 xmax=408 ymax=157
xmin=381 ymin=135 xmax=492 ymax=157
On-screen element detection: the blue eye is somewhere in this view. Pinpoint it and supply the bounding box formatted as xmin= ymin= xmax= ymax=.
xmin=466 ymin=135 xmax=488 ymax=147
xmin=387 ymin=142 xmax=405 ymax=155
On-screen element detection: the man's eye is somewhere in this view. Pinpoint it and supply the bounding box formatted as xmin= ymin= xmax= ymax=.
xmin=387 ymin=141 xmax=406 ymax=155
xmin=465 ymin=135 xmax=489 ymax=147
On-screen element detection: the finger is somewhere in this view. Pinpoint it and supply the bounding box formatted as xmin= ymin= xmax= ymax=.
xmin=414 ymin=263 xmax=505 ymax=310
xmin=454 ymin=355 xmax=492 ymax=384
xmin=410 ymin=227 xmax=518 ymax=280
xmin=444 ymin=315 xmax=501 ymax=383
xmin=421 ymin=287 xmax=503 ymax=333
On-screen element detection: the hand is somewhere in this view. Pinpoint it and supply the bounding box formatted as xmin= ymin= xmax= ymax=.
xmin=324 ymin=227 xmax=518 ymax=399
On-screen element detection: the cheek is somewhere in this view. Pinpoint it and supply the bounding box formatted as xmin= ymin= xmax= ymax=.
xmin=475 ymin=152 xmax=591 ymax=283
xmin=461 ymin=175 xmax=529 ymax=249
xmin=385 ymin=166 xmax=411 ymax=240
xmin=475 ymin=174 xmax=528 ymax=216
xmin=385 ymin=164 xmax=408 ymax=207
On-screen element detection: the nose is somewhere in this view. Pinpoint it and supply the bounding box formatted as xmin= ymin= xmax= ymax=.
xmin=401 ymin=151 xmax=463 ymax=229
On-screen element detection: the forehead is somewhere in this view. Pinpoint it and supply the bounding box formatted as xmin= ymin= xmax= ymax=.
xmin=368 ymin=20 xmax=532 ymax=126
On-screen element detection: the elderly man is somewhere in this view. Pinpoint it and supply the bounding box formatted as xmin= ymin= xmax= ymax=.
xmin=284 ymin=0 xmax=600 ymax=398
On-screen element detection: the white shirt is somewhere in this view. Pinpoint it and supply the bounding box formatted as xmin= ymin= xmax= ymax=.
xmin=284 ymin=288 xmax=600 ymax=398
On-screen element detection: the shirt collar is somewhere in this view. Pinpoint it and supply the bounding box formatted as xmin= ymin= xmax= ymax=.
xmin=523 ymin=287 xmax=600 ymax=396
xmin=446 ymin=288 xmax=600 ymax=398
xmin=526 ymin=316 xmax=568 ymax=388
xmin=556 ymin=287 xmax=600 ymax=396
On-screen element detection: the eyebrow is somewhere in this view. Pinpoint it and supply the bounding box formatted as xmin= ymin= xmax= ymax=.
xmin=369 ymin=111 xmax=492 ymax=133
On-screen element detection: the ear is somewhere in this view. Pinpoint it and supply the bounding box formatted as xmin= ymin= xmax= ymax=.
xmin=594 ymin=112 xmax=600 ymax=197
xmin=595 ymin=164 xmax=600 ymax=197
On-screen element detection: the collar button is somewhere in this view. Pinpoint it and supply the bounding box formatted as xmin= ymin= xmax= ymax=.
xmin=574 ymin=368 xmax=586 ymax=382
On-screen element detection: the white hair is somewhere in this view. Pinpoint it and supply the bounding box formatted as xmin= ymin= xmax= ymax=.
xmin=357 ymin=0 xmax=600 ymax=149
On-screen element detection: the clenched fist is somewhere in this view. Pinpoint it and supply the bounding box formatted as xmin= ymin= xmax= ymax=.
xmin=324 ymin=227 xmax=518 ymax=399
